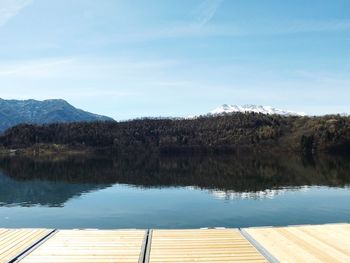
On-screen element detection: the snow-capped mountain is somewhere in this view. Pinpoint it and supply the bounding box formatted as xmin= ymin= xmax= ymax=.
xmin=210 ymin=104 xmax=306 ymax=116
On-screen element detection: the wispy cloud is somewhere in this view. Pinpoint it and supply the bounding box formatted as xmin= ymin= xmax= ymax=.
xmin=0 ymin=56 xmax=180 ymax=80
xmin=262 ymin=19 xmax=350 ymax=34
xmin=131 ymin=0 xmax=225 ymax=40
xmin=193 ymin=0 xmax=224 ymax=27
xmin=100 ymin=18 xmax=350 ymax=45
xmin=295 ymin=70 xmax=350 ymax=86
xmin=0 ymin=57 xmax=74 ymax=77
xmin=0 ymin=0 xmax=32 ymax=26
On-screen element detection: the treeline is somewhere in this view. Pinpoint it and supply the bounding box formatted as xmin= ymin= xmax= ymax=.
xmin=0 ymin=113 xmax=349 ymax=154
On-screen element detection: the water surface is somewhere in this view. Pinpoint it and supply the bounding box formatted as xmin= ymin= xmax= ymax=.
xmin=0 ymin=153 xmax=349 ymax=228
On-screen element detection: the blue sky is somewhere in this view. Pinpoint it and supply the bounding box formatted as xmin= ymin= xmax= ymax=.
xmin=0 ymin=0 xmax=350 ymax=119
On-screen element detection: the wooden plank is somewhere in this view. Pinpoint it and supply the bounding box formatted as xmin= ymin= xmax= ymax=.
xmin=17 ymin=230 xmax=146 ymax=263
xmin=148 ymin=229 xmax=267 ymax=262
xmin=245 ymin=224 xmax=350 ymax=263
xmin=240 ymin=229 xmax=279 ymax=263
xmin=0 ymin=229 xmax=52 ymax=263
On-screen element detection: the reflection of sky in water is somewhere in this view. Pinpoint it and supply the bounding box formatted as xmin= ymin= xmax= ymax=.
xmin=0 ymin=184 xmax=349 ymax=229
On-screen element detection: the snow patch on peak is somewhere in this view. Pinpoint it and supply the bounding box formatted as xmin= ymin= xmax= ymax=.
xmin=210 ymin=104 xmax=306 ymax=116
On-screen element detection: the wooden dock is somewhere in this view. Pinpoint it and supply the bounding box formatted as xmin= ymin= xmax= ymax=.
xmin=16 ymin=230 xmax=146 ymax=263
xmin=0 ymin=224 xmax=348 ymax=263
xmin=243 ymin=223 xmax=350 ymax=263
xmin=148 ymin=229 xmax=267 ymax=263
xmin=0 ymin=229 xmax=53 ymax=263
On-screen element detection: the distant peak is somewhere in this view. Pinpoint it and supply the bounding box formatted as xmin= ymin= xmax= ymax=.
xmin=0 ymin=98 xmax=114 ymax=133
xmin=210 ymin=104 xmax=306 ymax=116
xmin=43 ymin=98 xmax=65 ymax=102
xmin=42 ymin=99 xmax=70 ymax=105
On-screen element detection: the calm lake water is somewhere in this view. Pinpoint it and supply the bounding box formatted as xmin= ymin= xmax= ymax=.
xmin=0 ymin=153 xmax=349 ymax=229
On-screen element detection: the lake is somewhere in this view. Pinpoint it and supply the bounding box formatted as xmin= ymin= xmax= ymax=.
xmin=0 ymin=153 xmax=349 ymax=229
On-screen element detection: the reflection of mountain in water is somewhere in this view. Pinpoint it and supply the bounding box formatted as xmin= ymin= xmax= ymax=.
xmin=209 ymin=187 xmax=310 ymax=200
xmin=0 ymin=173 xmax=110 ymax=207
xmin=0 ymin=153 xmax=349 ymax=206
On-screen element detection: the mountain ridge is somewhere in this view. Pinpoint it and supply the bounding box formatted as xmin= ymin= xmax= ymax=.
xmin=0 ymin=98 xmax=114 ymax=133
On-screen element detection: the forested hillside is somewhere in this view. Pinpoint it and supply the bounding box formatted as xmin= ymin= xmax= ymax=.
xmin=0 ymin=113 xmax=349 ymax=155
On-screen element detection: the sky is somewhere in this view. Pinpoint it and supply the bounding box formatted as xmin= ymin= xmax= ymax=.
xmin=0 ymin=0 xmax=350 ymax=119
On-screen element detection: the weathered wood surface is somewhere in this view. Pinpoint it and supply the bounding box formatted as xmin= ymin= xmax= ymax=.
xmin=245 ymin=223 xmax=350 ymax=263
xmin=148 ymin=229 xmax=267 ymax=263
xmin=0 ymin=228 xmax=52 ymax=263
xmin=17 ymin=229 xmax=146 ymax=263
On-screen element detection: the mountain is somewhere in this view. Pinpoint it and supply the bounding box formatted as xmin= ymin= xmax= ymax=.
xmin=209 ymin=104 xmax=306 ymax=116
xmin=0 ymin=99 xmax=114 ymax=133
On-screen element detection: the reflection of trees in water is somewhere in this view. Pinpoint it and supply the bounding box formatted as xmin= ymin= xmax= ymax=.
xmin=0 ymin=174 xmax=109 ymax=207
xmin=0 ymin=153 xmax=349 ymax=206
